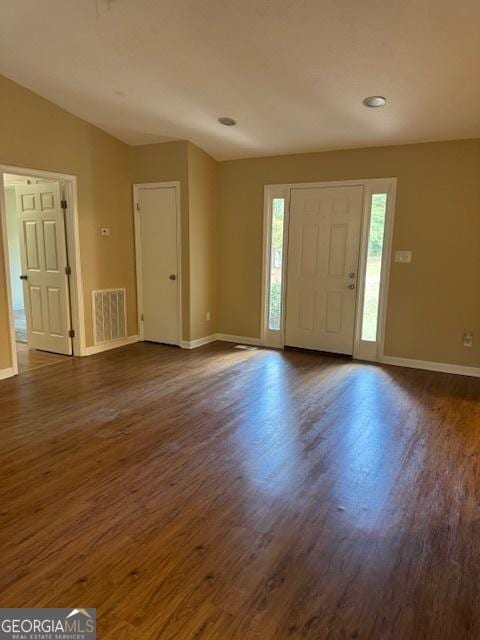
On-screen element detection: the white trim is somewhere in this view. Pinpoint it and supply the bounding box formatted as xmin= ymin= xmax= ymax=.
xmin=162 ymin=333 xmax=263 ymax=349
xmin=0 ymin=367 xmax=15 ymax=380
xmin=215 ymin=333 xmax=262 ymax=346
xmin=382 ymin=355 xmax=480 ymax=378
xmin=261 ymin=186 xmax=291 ymax=348
xmin=0 ymin=164 xmax=85 ymax=377
xmin=353 ymin=180 xmax=397 ymax=362
xmin=261 ymin=177 xmax=397 ymax=362
xmin=180 ymin=334 xmax=218 ymax=349
xmin=83 ymin=335 xmax=139 ymax=356
xmin=62 ymin=178 xmax=86 ymax=357
xmin=133 ymin=182 xmax=183 ymax=346
xmin=0 ymin=181 xmax=17 ymax=374
xmin=183 ymin=333 xmax=263 ymax=348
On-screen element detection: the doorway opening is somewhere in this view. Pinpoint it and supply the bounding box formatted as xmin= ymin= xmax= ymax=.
xmin=262 ymin=178 xmax=396 ymax=362
xmin=1 ymin=166 xmax=85 ymax=374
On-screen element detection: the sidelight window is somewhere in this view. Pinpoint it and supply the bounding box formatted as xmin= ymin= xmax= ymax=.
xmin=268 ymin=198 xmax=285 ymax=331
xmin=361 ymin=193 xmax=387 ymax=341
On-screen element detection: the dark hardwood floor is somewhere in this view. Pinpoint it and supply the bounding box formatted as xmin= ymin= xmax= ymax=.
xmin=16 ymin=342 xmax=69 ymax=372
xmin=1 ymin=341 xmax=479 ymax=639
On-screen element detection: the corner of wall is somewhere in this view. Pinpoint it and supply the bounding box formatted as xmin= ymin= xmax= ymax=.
xmin=187 ymin=143 xmax=219 ymax=342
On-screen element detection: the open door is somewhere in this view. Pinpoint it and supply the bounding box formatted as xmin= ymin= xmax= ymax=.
xmin=16 ymin=182 xmax=72 ymax=355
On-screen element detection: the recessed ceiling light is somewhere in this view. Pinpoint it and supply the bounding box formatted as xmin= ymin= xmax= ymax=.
xmin=218 ymin=116 xmax=237 ymax=126
xmin=363 ymin=96 xmax=387 ymax=108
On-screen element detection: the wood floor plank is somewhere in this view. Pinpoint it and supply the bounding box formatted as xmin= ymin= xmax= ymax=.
xmin=1 ymin=341 xmax=479 ymax=639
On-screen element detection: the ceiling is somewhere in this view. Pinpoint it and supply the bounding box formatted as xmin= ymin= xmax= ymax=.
xmin=1 ymin=0 xmax=479 ymax=160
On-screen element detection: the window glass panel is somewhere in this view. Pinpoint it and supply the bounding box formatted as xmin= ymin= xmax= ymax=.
xmin=361 ymin=193 xmax=387 ymax=341
xmin=268 ymin=198 xmax=285 ymax=330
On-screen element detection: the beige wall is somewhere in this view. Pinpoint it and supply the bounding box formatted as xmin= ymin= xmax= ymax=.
xmin=187 ymin=143 xmax=218 ymax=341
xmin=218 ymin=140 xmax=480 ymax=367
xmin=130 ymin=141 xmax=218 ymax=342
xmin=130 ymin=140 xmax=190 ymax=340
xmin=0 ymin=73 xmax=136 ymax=369
xmin=1 ymin=70 xmax=478 ymax=370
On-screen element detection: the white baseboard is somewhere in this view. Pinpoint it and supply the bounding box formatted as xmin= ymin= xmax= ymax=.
xmin=0 ymin=367 xmax=15 ymax=380
xmin=180 ymin=335 xmax=218 ymax=349
xmin=215 ymin=333 xmax=262 ymax=346
xmin=83 ymin=335 xmax=139 ymax=356
xmin=179 ymin=333 xmax=262 ymax=349
xmin=382 ymin=355 xmax=480 ymax=378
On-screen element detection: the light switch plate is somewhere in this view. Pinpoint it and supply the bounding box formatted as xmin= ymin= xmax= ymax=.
xmin=100 ymin=227 xmax=111 ymax=237
xmin=395 ymin=250 xmax=412 ymax=263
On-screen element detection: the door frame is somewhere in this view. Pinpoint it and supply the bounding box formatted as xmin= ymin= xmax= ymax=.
xmin=0 ymin=164 xmax=85 ymax=374
xmin=133 ymin=181 xmax=183 ymax=346
xmin=261 ymin=178 xmax=397 ymax=362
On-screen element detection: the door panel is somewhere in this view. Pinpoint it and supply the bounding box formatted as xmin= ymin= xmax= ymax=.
xmin=328 ymin=224 xmax=347 ymax=276
xmin=40 ymin=191 xmax=55 ymax=210
xmin=16 ymin=182 xmax=72 ymax=355
xmin=28 ymin=285 xmax=43 ymax=333
xmin=43 ymin=220 xmax=59 ymax=270
xmin=138 ymin=186 xmax=179 ymax=345
xmin=285 ymin=185 xmax=363 ymax=355
xmin=24 ymin=221 xmax=40 ymax=269
xmin=47 ymin=287 xmax=63 ymax=335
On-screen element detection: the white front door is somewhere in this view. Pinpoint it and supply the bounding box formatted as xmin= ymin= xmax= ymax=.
xmin=16 ymin=182 xmax=72 ymax=355
xmin=285 ymin=185 xmax=363 ymax=355
xmin=137 ymin=186 xmax=179 ymax=345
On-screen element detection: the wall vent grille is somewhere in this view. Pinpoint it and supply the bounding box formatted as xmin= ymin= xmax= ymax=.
xmin=92 ymin=288 xmax=126 ymax=345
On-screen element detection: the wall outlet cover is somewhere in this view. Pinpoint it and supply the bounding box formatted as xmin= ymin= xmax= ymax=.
xmin=394 ymin=250 xmax=412 ymax=263
xmin=463 ymin=332 xmax=473 ymax=348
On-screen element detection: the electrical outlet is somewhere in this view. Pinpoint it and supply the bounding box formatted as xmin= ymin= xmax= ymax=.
xmin=394 ymin=251 xmax=412 ymax=263
xmin=206 ymin=311 xmax=211 ymax=322
xmin=463 ymin=332 xmax=473 ymax=348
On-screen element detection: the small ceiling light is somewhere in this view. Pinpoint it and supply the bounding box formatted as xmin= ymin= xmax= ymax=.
xmin=363 ymin=96 xmax=387 ymax=108
xmin=218 ymin=116 xmax=237 ymax=126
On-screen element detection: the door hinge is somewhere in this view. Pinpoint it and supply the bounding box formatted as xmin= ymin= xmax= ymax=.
xmin=68 ymin=329 xmax=75 ymax=338
xmin=141 ymin=313 xmax=144 ymax=321
xmin=136 ymin=202 xmax=140 ymax=211
xmin=61 ymin=199 xmax=68 ymax=209
xmin=65 ymin=266 xmax=72 ymax=275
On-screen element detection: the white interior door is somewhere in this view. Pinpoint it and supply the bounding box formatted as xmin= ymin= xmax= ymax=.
xmin=137 ymin=186 xmax=179 ymax=345
xmin=16 ymin=182 xmax=72 ymax=355
xmin=285 ymin=185 xmax=363 ymax=355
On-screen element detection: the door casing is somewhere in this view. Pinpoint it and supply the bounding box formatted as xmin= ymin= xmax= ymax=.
xmin=0 ymin=165 xmax=85 ymax=375
xmin=133 ymin=181 xmax=183 ymax=347
xmin=261 ymin=178 xmax=397 ymax=362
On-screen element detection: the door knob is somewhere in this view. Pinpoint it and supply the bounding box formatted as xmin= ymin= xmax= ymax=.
xmin=348 ymin=283 xmax=355 ymax=290
xmin=169 ymin=274 xmax=176 ymax=280
xmin=349 ymin=272 xmax=356 ymax=278
xmin=19 ymin=275 xmax=28 ymax=280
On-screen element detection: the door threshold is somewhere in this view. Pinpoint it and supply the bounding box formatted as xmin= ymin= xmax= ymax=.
xmin=284 ymin=346 xmax=353 ymax=359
